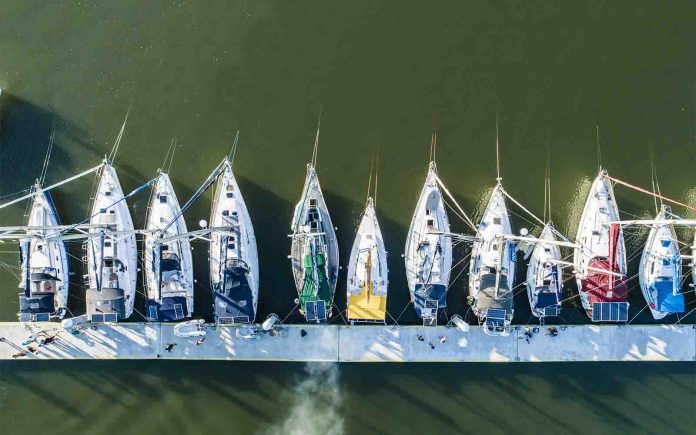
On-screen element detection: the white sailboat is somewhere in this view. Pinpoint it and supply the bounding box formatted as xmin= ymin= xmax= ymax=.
xmin=18 ymin=183 xmax=69 ymax=322
xmin=525 ymin=223 xmax=563 ymax=319
xmin=85 ymin=161 xmax=138 ymax=321
xmin=404 ymin=161 xmax=452 ymax=323
xmin=638 ymin=206 xmax=684 ymax=319
xmin=290 ymin=163 xmax=339 ymax=322
xmin=209 ymin=158 xmax=259 ymax=324
xmin=346 ymin=197 xmax=388 ymax=323
xmin=468 ymin=184 xmax=515 ymax=336
xmin=144 ymin=172 xmax=194 ymax=321
xmin=573 ymin=170 xmax=628 ymax=322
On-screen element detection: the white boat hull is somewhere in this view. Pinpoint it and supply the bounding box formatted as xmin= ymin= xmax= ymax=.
xmin=19 ymin=188 xmax=69 ymax=320
xmin=525 ymin=223 xmax=563 ymax=319
xmin=290 ymin=164 xmax=339 ymax=320
xmin=404 ymin=162 xmax=452 ymax=319
xmin=86 ymin=162 xmax=138 ymax=320
xmin=144 ymin=173 xmax=194 ymax=320
xmin=346 ymin=198 xmax=388 ymax=321
xmin=468 ymin=184 xmax=515 ymax=335
xmin=573 ymin=171 xmax=628 ymax=319
xmin=638 ymin=208 xmax=683 ymax=319
xmin=209 ymin=160 xmax=259 ymax=323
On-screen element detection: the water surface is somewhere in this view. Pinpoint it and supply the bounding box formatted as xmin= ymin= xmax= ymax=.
xmin=0 ymin=1 xmax=694 ymax=434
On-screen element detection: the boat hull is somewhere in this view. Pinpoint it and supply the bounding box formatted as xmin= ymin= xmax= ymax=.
xmin=85 ymin=162 xmax=138 ymax=321
xmin=404 ymin=162 xmax=452 ymax=320
xmin=468 ymin=184 xmax=515 ymax=335
xmin=144 ymin=173 xmax=194 ymax=321
xmin=290 ymin=165 xmax=338 ymax=321
xmin=573 ymin=171 xmax=628 ymax=322
xmin=346 ymin=199 xmax=388 ymax=322
xmin=18 ymin=188 xmax=70 ymax=321
xmin=525 ymin=223 xmax=562 ymax=319
xmin=638 ymin=208 xmax=684 ymax=319
xmin=209 ymin=161 xmax=259 ymax=324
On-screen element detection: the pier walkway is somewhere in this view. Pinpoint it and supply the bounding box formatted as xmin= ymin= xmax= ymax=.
xmin=0 ymin=323 xmax=693 ymax=362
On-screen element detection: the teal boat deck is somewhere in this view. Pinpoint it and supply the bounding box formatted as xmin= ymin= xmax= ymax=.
xmin=0 ymin=323 xmax=693 ymax=362
xmin=300 ymin=253 xmax=332 ymax=310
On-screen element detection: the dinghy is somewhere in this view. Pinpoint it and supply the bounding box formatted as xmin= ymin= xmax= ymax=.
xmin=85 ymin=161 xmax=138 ymax=322
xmin=404 ymin=162 xmax=452 ymax=324
xmin=144 ymin=172 xmax=194 ymax=321
xmin=17 ymin=183 xmax=69 ymax=322
xmin=290 ymin=163 xmax=338 ymax=322
xmin=525 ymin=223 xmax=563 ymax=319
xmin=174 ymin=319 xmax=206 ymax=337
xmin=209 ymin=159 xmax=258 ymax=324
xmin=638 ymin=206 xmax=684 ymax=319
xmin=573 ymin=170 xmax=628 ymax=322
xmin=346 ymin=197 xmax=388 ymax=323
xmin=468 ymin=184 xmax=515 ymax=336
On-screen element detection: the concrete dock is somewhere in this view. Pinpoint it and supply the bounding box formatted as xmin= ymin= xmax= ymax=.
xmin=0 ymin=323 xmax=693 ymax=362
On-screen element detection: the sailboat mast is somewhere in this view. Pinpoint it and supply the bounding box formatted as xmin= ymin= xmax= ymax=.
xmin=97 ymin=232 xmax=105 ymax=292
xmin=365 ymin=160 xmax=373 ymax=209
xmin=157 ymin=243 xmax=163 ymax=302
xmin=23 ymin=241 xmax=31 ymax=296
xmin=312 ymin=237 xmax=319 ymax=297
xmin=366 ymin=249 xmax=372 ymax=303
xmin=608 ymin=223 xmax=618 ymax=291
xmin=374 ymin=152 xmax=379 ymax=210
xmin=495 ymin=110 xmax=501 ymax=183
xmin=311 ymin=107 xmax=322 ymax=168
xmin=494 ymin=237 xmax=504 ymax=300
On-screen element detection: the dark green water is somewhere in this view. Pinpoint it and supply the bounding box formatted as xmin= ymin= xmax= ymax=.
xmin=0 ymin=1 xmax=695 ymax=434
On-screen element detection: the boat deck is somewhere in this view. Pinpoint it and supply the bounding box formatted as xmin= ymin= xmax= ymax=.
xmin=347 ymin=290 xmax=387 ymax=321
xmin=0 ymin=323 xmax=693 ymax=362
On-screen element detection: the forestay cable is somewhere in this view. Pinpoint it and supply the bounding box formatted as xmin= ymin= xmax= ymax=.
xmin=160 ymin=158 xmax=228 ymax=234
xmin=0 ymin=164 xmax=103 ymax=210
xmin=605 ymin=175 xmax=696 ymax=213
xmin=47 ymin=176 xmax=158 ymax=239
xmin=434 ymin=175 xmax=477 ymax=232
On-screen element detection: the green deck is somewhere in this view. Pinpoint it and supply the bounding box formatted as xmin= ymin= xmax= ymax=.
xmin=300 ymin=252 xmax=332 ymax=311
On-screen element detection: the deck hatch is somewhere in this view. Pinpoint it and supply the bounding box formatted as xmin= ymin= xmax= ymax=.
xmin=543 ymin=306 xmax=559 ymax=317
xmin=147 ymin=305 xmax=158 ymax=320
xmin=174 ymin=304 xmax=184 ymax=319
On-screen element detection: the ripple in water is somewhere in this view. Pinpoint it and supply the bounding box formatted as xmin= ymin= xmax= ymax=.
xmin=563 ymin=175 xmax=592 ymax=241
xmin=264 ymin=363 xmax=344 ymax=435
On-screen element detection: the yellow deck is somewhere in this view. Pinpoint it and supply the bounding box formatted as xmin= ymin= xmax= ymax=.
xmin=347 ymin=286 xmax=387 ymax=321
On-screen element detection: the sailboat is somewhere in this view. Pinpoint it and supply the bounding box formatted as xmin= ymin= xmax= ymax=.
xmin=17 ymin=182 xmax=69 ymax=322
xmin=144 ymin=172 xmax=194 ymax=321
xmin=638 ymin=206 xmax=684 ymax=319
xmin=346 ymin=197 xmax=388 ymax=323
xmin=525 ymin=223 xmax=563 ymax=319
xmin=573 ymin=170 xmax=629 ymax=322
xmin=209 ymin=158 xmax=259 ymax=324
xmin=290 ymin=159 xmax=338 ymax=323
xmin=84 ymin=161 xmax=138 ymax=322
xmin=404 ymin=161 xmax=452 ymax=324
xmin=468 ymin=184 xmax=515 ymax=336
